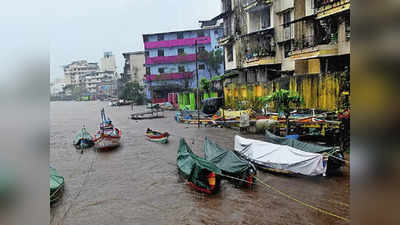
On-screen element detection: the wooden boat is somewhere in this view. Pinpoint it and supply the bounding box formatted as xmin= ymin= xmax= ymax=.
xmin=234 ymin=135 xmax=328 ymax=176
xmin=50 ymin=166 xmax=64 ymax=204
xmin=204 ymin=137 xmax=256 ymax=188
xmin=265 ymin=131 xmax=345 ymax=172
xmin=73 ymin=126 xmax=94 ymax=149
xmin=145 ymin=128 xmax=169 ymax=144
xmin=131 ymin=109 xmax=164 ymax=120
xmin=94 ymin=109 xmax=121 ymax=150
xmin=177 ymin=138 xmax=221 ymax=194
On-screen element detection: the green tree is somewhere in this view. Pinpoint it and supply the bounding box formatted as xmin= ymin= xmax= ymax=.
xmin=200 ymin=78 xmax=210 ymax=92
xmin=263 ymin=89 xmax=303 ymax=135
xmin=119 ymin=81 xmax=145 ymax=105
xmin=198 ymin=49 xmax=224 ymax=79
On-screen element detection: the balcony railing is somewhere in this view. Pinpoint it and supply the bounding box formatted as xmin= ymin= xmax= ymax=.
xmin=145 ymin=54 xmax=197 ymax=65
xmin=144 ymin=36 xmax=211 ymax=49
xmin=315 ymin=0 xmax=343 ymax=8
xmin=144 ymin=72 xmax=194 ymax=81
xmin=292 ymin=35 xmax=318 ymax=51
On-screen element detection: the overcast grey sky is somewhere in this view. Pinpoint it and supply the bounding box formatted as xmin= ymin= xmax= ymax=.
xmin=50 ymin=0 xmax=221 ymax=81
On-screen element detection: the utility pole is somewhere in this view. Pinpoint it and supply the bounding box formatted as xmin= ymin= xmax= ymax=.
xmin=150 ymin=79 xmax=153 ymax=109
xmin=195 ymin=40 xmax=200 ymax=128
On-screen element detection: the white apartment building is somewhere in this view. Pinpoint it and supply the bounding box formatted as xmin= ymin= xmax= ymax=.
xmin=100 ymin=51 xmax=117 ymax=73
xmin=80 ymin=71 xmax=115 ymax=94
xmin=63 ymin=60 xmax=99 ymax=85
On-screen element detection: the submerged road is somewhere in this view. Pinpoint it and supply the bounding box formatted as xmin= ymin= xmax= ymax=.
xmin=50 ymin=101 xmax=349 ymax=225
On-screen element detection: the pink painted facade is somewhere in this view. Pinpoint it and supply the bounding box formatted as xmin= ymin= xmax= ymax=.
xmin=144 ymin=72 xmax=194 ymax=81
xmin=144 ymin=36 xmax=211 ymax=49
xmin=145 ymin=54 xmax=197 ymax=65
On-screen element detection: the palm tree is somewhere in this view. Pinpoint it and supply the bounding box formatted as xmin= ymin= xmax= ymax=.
xmin=263 ymin=89 xmax=303 ymax=136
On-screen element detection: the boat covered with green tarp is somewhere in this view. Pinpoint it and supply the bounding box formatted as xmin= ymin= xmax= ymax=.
xmin=50 ymin=166 xmax=64 ymax=204
xmin=73 ymin=126 xmax=94 ymax=149
xmin=204 ymin=137 xmax=256 ymax=187
xmin=177 ymin=138 xmax=221 ymax=194
xmin=264 ymin=131 xmax=344 ymax=171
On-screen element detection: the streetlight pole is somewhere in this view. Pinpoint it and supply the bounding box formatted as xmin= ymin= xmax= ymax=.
xmin=195 ymin=40 xmax=200 ymax=128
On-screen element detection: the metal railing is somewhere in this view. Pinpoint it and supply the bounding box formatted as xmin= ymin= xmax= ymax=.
xmin=292 ymin=35 xmax=318 ymax=51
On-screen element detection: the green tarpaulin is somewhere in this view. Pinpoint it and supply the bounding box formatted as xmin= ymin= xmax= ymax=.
xmin=73 ymin=127 xmax=94 ymax=149
xmin=264 ymin=131 xmax=333 ymax=153
xmin=50 ymin=167 xmax=64 ymax=203
xmin=204 ymin=137 xmax=255 ymax=177
xmin=177 ymin=138 xmax=221 ymax=190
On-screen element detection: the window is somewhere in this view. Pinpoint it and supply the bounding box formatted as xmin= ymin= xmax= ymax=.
xmin=145 ymin=51 xmax=149 ymax=57
xmin=178 ymin=66 xmax=185 ymax=72
xmin=177 ymin=32 xmax=184 ymax=39
xmin=146 ymin=67 xmax=151 ymax=75
xmin=284 ymin=42 xmax=291 ymax=58
xmin=214 ymin=30 xmax=219 ymax=35
xmin=158 ymin=68 xmax=165 ymax=74
xmin=157 ymin=34 xmax=164 ymax=41
xmin=199 ymin=64 xmax=205 ymax=70
xmin=283 ymin=11 xmax=291 ymax=28
xmin=178 ymin=48 xmax=185 ymax=55
xmin=197 ymin=31 xmax=205 ymax=37
xmin=158 ymin=50 xmax=164 ymax=57
xmin=345 ymin=18 xmax=350 ymax=41
xmin=227 ymin=45 xmax=233 ymax=62
xmin=261 ymin=7 xmax=271 ymax=29
xmin=143 ymin=36 xmax=149 ymax=42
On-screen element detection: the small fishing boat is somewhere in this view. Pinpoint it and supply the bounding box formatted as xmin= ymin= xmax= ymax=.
xmin=145 ymin=128 xmax=169 ymax=144
xmin=50 ymin=166 xmax=64 ymax=204
xmin=177 ymin=138 xmax=221 ymax=194
xmin=94 ymin=109 xmax=121 ymax=150
xmin=234 ymin=135 xmax=328 ymax=176
xmin=73 ymin=126 xmax=94 ymax=149
xmin=264 ymin=131 xmax=345 ymax=172
xmin=204 ymin=137 xmax=256 ymax=188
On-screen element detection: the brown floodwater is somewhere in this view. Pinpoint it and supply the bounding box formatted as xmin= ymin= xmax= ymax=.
xmin=50 ymin=101 xmax=350 ymax=225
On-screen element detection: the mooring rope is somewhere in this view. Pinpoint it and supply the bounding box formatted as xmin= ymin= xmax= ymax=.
xmin=253 ymin=175 xmax=350 ymax=223
xmin=326 ymin=153 xmax=350 ymax=164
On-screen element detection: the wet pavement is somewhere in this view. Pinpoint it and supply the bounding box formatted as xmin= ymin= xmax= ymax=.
xmin=50 ymin=101 xmax=349 ymax=225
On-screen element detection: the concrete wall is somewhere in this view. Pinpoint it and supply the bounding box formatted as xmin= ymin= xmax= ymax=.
xmin=129 ymin=53 xmax=146 ymax=85
xmin=223 ymin=72 xmax=347 ymax=111
xmin=338 ymin=17 xmax=350 ymax=55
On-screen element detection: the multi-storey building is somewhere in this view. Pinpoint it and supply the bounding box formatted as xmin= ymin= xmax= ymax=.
xmin=80 ymin=71 xmax=115 ymax=94
xmin=288 ymin=0 xmax=350 ymax=75
xmin=100 ymin=52 xmax=117 ymax=73
xmin=142 ymin=26 xmax=224 ymax=103
xmin=122 ymin=51 xmax=146 ymax=85
xmin=63 ymin=60 xmax=99 ymax=86
xmin=208 ymin=0 xmax=350 ymax=111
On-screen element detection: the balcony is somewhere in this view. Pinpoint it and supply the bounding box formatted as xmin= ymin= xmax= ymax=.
xmin=145 ymin=54 xmax=197 ymax=65
xmin=289 ymin=35 xmax=338 ymax=60
xmin=144 ymin=36 xmax=211 ymax=49
xmin=316 ymin=0 xmax=350 ymax=19
xmin=144 ymin=72 xmax=194 ymax=81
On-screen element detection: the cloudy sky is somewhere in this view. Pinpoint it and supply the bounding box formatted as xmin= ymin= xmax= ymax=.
xmin=49 ymin=0 xmax=221 ymax=81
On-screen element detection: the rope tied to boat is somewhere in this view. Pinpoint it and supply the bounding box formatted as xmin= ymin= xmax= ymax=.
xmin=253 ymin=175 xmax=350 ymax=223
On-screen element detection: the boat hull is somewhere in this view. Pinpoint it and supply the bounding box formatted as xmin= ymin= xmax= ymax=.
xmin=94 ymin=137 xmax=121 ymax=150
xmin=145 ymin=129 xmax=169 ymax=144
xmin=94 ymin=129 xmax=121 ymax=150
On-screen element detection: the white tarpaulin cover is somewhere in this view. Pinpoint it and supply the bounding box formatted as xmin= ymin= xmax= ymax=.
xmin=234 ymin=135 xmax=327 ymax=176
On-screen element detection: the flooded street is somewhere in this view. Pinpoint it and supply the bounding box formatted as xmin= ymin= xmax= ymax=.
xmin=50 ymin=101 xmax=349 ymax=225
